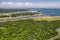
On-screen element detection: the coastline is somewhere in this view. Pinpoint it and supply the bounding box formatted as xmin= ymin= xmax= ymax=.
xmin=0 ymin=11 xmax=60 ymax=22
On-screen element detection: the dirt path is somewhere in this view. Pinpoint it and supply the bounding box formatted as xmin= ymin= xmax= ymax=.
xmin=48 ymin=27 xmax=60 ymax=40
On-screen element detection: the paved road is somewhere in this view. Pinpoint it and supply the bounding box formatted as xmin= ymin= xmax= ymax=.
xmin=0 ymin=15 xmax=37 ymax=22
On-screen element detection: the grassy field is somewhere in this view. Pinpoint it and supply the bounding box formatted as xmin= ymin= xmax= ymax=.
xmin=0 ymin=11 xmax=60 ymax=40
xmin=0 ymin=19 xmax=60 ymax=40
xmin=31 ymin=16 xmax=60 ymax=21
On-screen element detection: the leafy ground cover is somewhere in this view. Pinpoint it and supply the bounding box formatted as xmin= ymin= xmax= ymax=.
xmin=0 ymin=19 xmax=60 ymax=40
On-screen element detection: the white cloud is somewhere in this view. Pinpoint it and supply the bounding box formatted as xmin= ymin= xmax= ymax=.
xmin=0 ymin=2 xmax=60 ymax=8
xmin=0 ymin=2 xmax=33 ymax=8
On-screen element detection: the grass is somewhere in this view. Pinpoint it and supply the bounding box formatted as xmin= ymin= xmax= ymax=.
xmin=55 ymin=37 xmax=60 ymax=40
xmin=0 ymin=19 xmax=60 ymax=40
xmin=31 ymin=16 xmax=60 ymax=21
xmin=0 ymin=15 xmax=9 ymax=18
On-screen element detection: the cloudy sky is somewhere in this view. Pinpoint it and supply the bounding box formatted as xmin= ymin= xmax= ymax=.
xmin=0 ymin=0 xmax=60 ymax=8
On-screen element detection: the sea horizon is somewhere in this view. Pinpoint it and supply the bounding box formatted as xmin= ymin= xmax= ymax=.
xmin=0 ymin=8 xmax=60 ymax=16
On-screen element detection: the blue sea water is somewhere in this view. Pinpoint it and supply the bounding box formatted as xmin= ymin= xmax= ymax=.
xmin=1 ymin=8 xmax=60 ymax=16
xmin=29 ymin=8 xmax=60 ymax=16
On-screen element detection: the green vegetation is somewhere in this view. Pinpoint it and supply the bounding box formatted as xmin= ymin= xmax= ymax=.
xmin=11 ymin=12 xmax=38 ymax=17
xmin=0 ymin=19 xmax=60 ymax=40
xmin=0 ymin=15 xmax=9 ymax=18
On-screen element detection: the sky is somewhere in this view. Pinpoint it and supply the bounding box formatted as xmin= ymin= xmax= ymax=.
xmin=0 ymin=0 xmax=60 ymax=8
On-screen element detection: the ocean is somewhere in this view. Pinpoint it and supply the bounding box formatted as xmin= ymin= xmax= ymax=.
xmin=29 ymin=8 xmax=60 ymax=16
xmin=0 ymin=8 xmax=60 ymax=16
